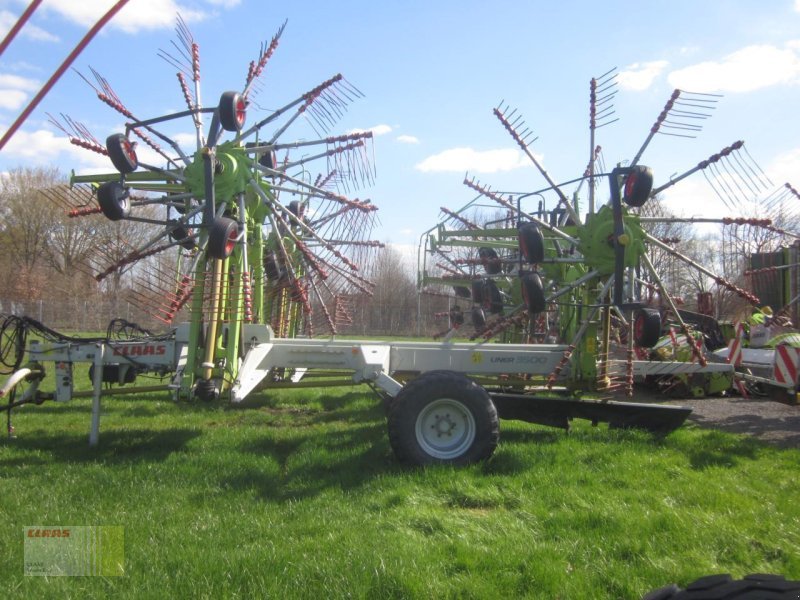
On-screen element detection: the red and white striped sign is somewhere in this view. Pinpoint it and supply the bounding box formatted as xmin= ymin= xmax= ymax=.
xmin=773 ymin=343 xmax=800 ymax=386
xmin=726 ymin=322 xmax=745 ymax=367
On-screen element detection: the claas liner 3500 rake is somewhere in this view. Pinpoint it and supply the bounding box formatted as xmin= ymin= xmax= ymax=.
xmin=1 ymin=25 xmax=695 ymax=466
xmin=417 ymin=71 xmax=799 ymax=421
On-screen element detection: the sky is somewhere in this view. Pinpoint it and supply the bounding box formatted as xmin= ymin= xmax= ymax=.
xmin=1 ymin=0 xmax=799 ymax=257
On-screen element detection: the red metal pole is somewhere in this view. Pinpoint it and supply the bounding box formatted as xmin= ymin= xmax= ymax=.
xmin=0 ymin=0 xmax=44 ymax=58
xmin=0 ymin=0 xmax=131 ymax=152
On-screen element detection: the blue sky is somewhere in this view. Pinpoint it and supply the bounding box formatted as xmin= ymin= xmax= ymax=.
xmin=1 ymin=0 xmax=800 ymax=252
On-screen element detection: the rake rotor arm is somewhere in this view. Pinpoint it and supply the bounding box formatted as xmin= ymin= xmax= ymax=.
xmin=240 ymin=74 xmax=346 ymax=140
xmin=256 ymin=166 xmax=376 ymax=213
xmin=493 ymin=108 xmax=581 ymax=224
xmin=630 ymin=90 xmax=681 ymax=168
xmin=649 ymin=140 xmax=744 ymax=197
xmin=463 ymin=177 xmax=580 ymax=245
xmin=644 ymin=232 xmax=760 ymax=305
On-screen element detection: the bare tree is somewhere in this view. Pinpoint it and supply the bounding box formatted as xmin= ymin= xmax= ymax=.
xmin=0 ymin=167 xmax=63 ymax=300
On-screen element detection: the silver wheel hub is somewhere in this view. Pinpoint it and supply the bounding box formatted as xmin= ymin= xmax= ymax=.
xmin=415 ymin=398 xmax=476 ymax=460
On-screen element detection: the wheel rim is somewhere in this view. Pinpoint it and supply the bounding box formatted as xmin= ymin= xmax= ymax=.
xmin=634 ymin=315 xmax=644 ymax=342
xmin=415 ymin=398 xmax=476 ymax=460
xmin=235 ymin=96 xmax=246 ymax=126
xmin=224 ymin=227 xmax=237 ymax=255
xmin=624 ymin=172 xmax=637 ymax=197
xmin=122 ymin=139 xmax=136 ymax=164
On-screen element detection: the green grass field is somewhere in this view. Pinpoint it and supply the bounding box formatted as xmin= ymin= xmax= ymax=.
xmin=2 ymin=384 xmax=799 ymax=599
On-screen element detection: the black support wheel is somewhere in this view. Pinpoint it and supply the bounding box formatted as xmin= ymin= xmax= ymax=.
xmin=387 ymin=370 xmax=499 ymax=466
xmin=471 ymin=307 xmax=486 ymax=330
xmin=97 ymin=181 xmax=131 ymax=221
xmin=483 ymin=279 xmax=504 ymax=314
xmin=633 ymin=307 xmax=662 ymax=348
xmin=643 ymin=573 xmax=800 ymax=600
xmin=518 ymin=222 xmax=545 ymax=263
xmin=453 ymin=285 xmax=471 ymax=299
xmin=622 ymin=165 xmax=653 ymax=208
xmin=470 ymin=279 xmax=484 ymax=303
xmin=207 ymin=216 xmax=239 ymax=259
xmin=106 ymin=133 xmax=138 ymax=174
xmin=168 ymin=222 xmax=196 ymax=250
xmin=219 ymin=91 xmax=246 ymax=132
xmin=478 ymin=247 xmax=502 ymax=275
xmin=521 ymin=272 xmax=546 ymax=313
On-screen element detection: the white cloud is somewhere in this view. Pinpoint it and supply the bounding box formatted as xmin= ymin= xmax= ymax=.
xmin=349 ymin=124 xmax=392 ymax=136
xmin=0 ymin=10 xmax=59 ymax=42
xmin=795 ymin=0 xmax=800 ymax=12
xmin=0 ymin=90 xmax=28 ymax=111
xmin=618 ymin=60 xmax=669 ymax=91
xmin=415 ymin=147 xmax=534 ymax=173
xmin=0 ymin=126 xmax=103 ymax=168
xmin=396 ymin=134 xmax=419 ymax=144
xmin=668 ymin=44 xmax=800 ymax=92
xmin=41 ymin=0 xmax=209 ymax=33
xmin=0 ymin=74 xmax=40 ymax=111
xmin=0 ymin=74 xmax=40 ymax=92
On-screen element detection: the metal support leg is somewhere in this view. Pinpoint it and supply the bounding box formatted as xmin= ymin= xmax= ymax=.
xmin=89 ymin=342 xmax=103 ymax=447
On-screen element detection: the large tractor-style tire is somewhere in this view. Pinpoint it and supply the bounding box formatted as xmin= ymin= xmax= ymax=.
xmin=207 ymin=216 xmax=239 ymax=259
xmin=633 ymin=307 xmax=662 ymax=348
xmin=643 ymin=573 xmax=800 ymax=600
xmin=387 ymin=371 xmax=499 ymax=465
xmin=622 ymin=165 xmax=653 ymax=208
xmin=97 ymin=181 xmax=131 ymax=221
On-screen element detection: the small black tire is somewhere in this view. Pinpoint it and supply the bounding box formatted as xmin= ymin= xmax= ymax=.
xmin=207 ymin=216 xmax=239 ymax=259
xmin=471 ymin=307 xmax=486 ymax=330
xmin=642 ymin=573 xmax=800 ymax=599
xmin=471 ymin=280 xmax=484 ymax=303
xmin=453 ymin=285 xmax=471 ymax=299
xmin=387 ymin=370 xmax=499 ymax=465
xmin=194 ymin=379 xmax=218 ymax=402
xmin=521 ymin=272 xmax=547 ymax=313
xmin=106 ymin=133 xmax=138 ymax=174
xmin=169 ymin=222 xmax=196 ymax=250
xmin=478 ymin=247 xmax=502 ymax=275
xmin=449 ymin=305 xmax=464 ymax=326
xmin=97 ymin=181 xmax=131 ymax=221
xmin=633 ymin=307 xmax=662 ymax=348
xmin=518 ymin=222 xmax=545 ymax=263
xmin=260 ymin=149 xmax=277 ymax=170
xmin=622 ymin=165 xmax=653 ymax=208
xmin=219 ymin=91 xmax=246 ymax=132
xmin=482 ymin=279 xmax=504 ymax=314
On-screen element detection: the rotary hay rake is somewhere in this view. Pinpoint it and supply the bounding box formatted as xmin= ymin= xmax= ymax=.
xmin=3 ymin=25 xmax=792 ymax=464
xmin=31 ymin=17 xmax=383 ymax=401
xmin=419 ymin=68 xmax=800 ymax=398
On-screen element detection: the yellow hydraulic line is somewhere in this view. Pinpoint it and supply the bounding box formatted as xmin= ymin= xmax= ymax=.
xmin=202 ymin=257 xmax=225 ymax=380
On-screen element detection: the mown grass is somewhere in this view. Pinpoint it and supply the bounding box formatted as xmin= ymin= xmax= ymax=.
xmin=1 ymin=385 xmax=799 ymax=599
